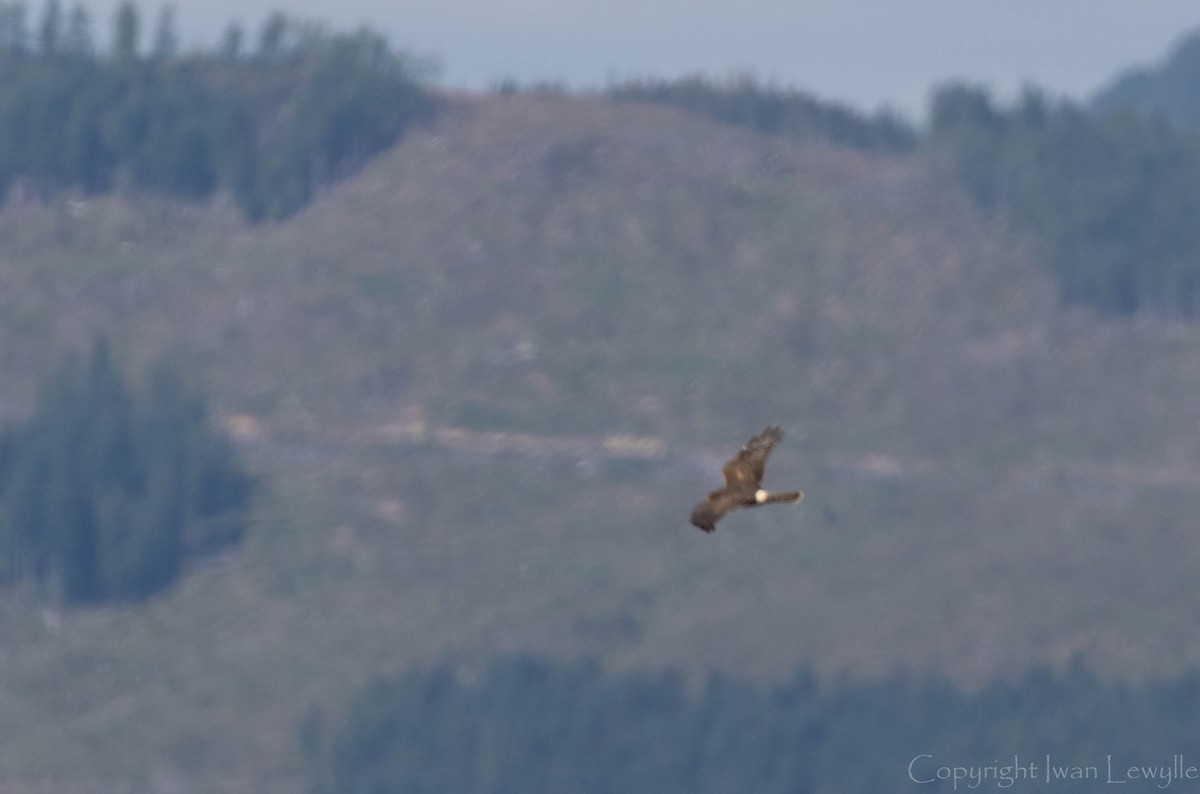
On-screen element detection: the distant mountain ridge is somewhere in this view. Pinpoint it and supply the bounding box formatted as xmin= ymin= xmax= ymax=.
xmin=1093 ymin=28 xmax=1200 ymax=126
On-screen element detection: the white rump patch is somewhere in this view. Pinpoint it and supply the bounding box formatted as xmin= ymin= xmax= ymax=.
xmin=755 ymin=489 xmax=769 ymax=503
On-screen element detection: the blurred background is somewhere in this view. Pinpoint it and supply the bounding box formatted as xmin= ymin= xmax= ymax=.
xmin=1 ymin=1 xmax=1200 ymax=790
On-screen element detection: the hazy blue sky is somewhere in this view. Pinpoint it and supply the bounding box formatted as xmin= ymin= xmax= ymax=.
xmin=74 ymin=0 xmax=1200 ymax=120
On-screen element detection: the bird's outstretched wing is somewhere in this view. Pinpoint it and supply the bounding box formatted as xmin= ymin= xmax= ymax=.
xmin=690 ymin=489 xmax=745 ymax=533
xmin=721 ymin=426 xmax=784 ymax=490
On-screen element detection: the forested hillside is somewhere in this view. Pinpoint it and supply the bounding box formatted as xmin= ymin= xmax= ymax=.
xmin=1094 ymin=29 xmax=1200 ymax=128
xmin=0 ymin=340 xmax=252 ymax=604
xmin=0 ymin=1 xmax=434 ymax=219
xmin=929 ymin=83 xmax=1200 ymax=316
xmin=309 ymin=657 xmax=1200 ymax=794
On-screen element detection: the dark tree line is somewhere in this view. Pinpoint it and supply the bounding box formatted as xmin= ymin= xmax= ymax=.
xmin=304 ymin=655 xmax=1200 ymax=793
xmin=0 ymin=340 xmax=253 ymax=603
xmin=0 ymin=2 xmax=435 ymax=220
xmin=608 ymin=74 xmax=917 ymax=152
xmin=930 ymin=84 xmax=1200 ymax=317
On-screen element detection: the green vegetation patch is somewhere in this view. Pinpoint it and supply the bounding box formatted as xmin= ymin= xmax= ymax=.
xmin=306 ymin=656 xmax=1200 ymax=794
xmin=609 ymin=74 xmax=917 ymax=152
xmin=931 ymin=84 xmax=1200 ymax=318
xmin=0 ymin=303 xmax=47 ymax=334
xmin=355 ymin=271 xmax=411 ymax=304
xmin=0 ymin=338 xmax=254 ymax=604
xmin=66 ymin=255 xmax=142 ymax=278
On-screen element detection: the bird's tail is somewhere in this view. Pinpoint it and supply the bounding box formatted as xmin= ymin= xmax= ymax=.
xmin=764 ymin=490 xmax=804 ymax=504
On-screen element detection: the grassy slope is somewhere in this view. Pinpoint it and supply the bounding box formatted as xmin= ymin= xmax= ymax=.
xmin=2 ymin=93 xmax=1200 ymax=789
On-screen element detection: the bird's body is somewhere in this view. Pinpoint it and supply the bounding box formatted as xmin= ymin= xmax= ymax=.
xmin=690 ymin=426 xmax=804 ymax=533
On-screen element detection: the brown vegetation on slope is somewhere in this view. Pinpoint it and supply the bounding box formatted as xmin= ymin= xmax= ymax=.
xmin=3 ymin=93 xmax=1200 ymax=788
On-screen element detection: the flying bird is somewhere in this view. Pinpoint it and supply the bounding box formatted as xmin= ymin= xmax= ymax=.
xmin=690 ymin=426 xmax=804 ymax=533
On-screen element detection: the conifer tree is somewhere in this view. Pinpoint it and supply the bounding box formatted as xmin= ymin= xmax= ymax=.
xmin=113 ymin=0 xmax=138 ymax=60
xmin=37 ymin=0 xmax=59 ymax=55
xmin=151 ymin=4 xmax=176 ymax=60
xmin=61 ymin=4 xmax=92 ymax=56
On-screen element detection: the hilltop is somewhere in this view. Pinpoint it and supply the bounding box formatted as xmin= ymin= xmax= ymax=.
xmin=3 ymin=92 xmax=1200 ymax=789
xmin=1094 ymin=28 xmax=1200 ymax=127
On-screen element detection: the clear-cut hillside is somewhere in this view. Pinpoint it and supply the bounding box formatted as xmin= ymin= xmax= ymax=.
xmin=1 ymin=92 xmax=1200 ymax=790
